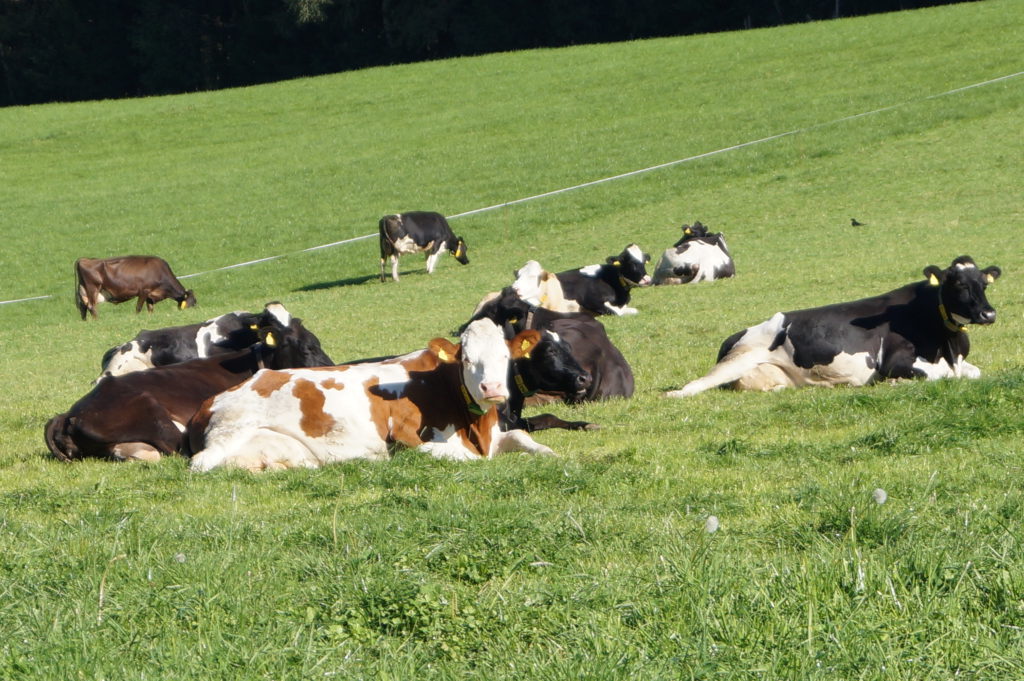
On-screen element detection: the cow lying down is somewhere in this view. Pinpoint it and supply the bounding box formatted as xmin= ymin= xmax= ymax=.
xmin=666 ymin=256 xmax=1000 ymax=397
xmin=99 ymin=302 xmax=295 ymax=379
xmin=652 ymin=221 xmax=735 ymax=285
xmin=45 ymin=314 xmax=334 ymax=462
xmin=188 ymin=320 xmax=555 ymax=472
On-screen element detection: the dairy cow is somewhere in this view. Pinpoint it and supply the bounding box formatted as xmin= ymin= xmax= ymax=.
xmin=666 ymin=256 xmax=1001 ymax=397
xmin=99 ymin=302 xmax=296 ymax=379
xmin=379 ymin=211 xmax=469 ymax=282
xmin=652 ymin=222 xmax=735 ymax=285
xmin=556 ymin=244 xmax=651 ymax=316
xmin=44 ymin=315 xmax=334 ymax=462
xmin=464 ymin=287 xmax=634 ymax=401
xmin=187 ymin=320 xmax=553 ymax=472
xmin=75 ymin=256 xmax=196 ymax=320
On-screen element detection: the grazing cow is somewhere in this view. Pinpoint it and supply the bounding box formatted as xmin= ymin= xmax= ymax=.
xmin=75 ymin=256 xmax=196 ymax=320
xmin=378 ymin=211 xmax=469 ymax=282
xmin=464 ymin=287 xmax=634 ymax=401
xmin=556 ymin=244 xmax=651 ymax=316
xmin=652 ymin=222 xmax=736 ymax=285
xmin=187 ymin=320 xmax=553 ymax=472
xmin=44 ymin=315 xmax=334 ymax=462
xmin=666 ymin=256 xmax=1001 ymax=398
xmin=99 ymin=302 xmax=296 ymax=379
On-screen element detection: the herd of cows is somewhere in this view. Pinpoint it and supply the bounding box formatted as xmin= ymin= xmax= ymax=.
xmin=46 ymin=211 xmax=1002 ymax=471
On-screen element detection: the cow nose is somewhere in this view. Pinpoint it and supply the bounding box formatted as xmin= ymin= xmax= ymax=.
xmin=575 ymin=373 xmax=592 ymax=390
xmin=479 ymin=382 xmax=507 ymax=402
xmin=980 ymin=309 xmax=996 ymax=324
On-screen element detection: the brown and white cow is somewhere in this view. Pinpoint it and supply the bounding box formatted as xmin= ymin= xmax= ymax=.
xmin=187 ymin=320 xmax=552 ymax=472
xmin=44 ymin=314 xmax=334 ymax=462
xmin=75 ymin=255 xmax=196 ymax=320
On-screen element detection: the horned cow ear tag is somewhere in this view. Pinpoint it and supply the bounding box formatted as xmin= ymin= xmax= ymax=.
xmin=928 ymin=273 xmax=940 ymax=286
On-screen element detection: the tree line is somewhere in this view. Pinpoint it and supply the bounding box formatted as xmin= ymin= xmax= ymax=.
xmin=0 ymin=0 xmax=970 ymax=107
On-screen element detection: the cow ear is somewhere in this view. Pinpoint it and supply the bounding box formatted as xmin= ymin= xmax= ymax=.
xmin=982 ymin=266 xmax=1001 ymax=283
xmin=923 ymin=265 xmax=943 ymax=286
xmin=429 ymin=337 xmax=460 ymax=363
xmin=510 ymin=330 xmax=542 ymax=360
xmin=607 ymin=255 xmax=620 ymax=265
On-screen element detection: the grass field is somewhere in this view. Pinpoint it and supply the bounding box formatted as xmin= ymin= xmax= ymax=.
xmin=2 ymin=1 xmax=1024 ymax=678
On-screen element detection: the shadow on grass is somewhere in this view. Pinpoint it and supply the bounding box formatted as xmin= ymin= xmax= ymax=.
xmin=295 ymin=274 xmax=381 ymax=291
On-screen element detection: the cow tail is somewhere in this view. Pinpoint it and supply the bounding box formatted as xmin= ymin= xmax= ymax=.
xmin=44 ymin=414 xmax=77 ymax=462
xmin=73 ymin=259 xmax=88 ymax=320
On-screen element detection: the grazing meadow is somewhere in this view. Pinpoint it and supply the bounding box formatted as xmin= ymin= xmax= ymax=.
xmin=1 ymin=1 xmax=1023 ymax=678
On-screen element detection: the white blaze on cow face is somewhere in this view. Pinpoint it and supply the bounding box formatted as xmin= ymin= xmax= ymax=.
xmin=459 ymin=319 xmax=512 ymax=407
xmin=512 ymin=260 xmax=545 ymax=304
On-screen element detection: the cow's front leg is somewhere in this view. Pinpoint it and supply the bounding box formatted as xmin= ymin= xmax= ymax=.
xmin=391 ymin=255 xmax=401 ymax=282
xmin=603 ymin=302 xmax=639 ymax=315
xmin=494 ymin=429 xmax=556 ymax=456
xmin=425 ymin=249 xmax=443 ymax=274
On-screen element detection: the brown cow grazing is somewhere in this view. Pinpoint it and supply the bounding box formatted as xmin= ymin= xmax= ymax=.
xmin=44 ymin=314 xmax=334 ymax=462
xmin=75 ymin=255 xmax=197 ymax=320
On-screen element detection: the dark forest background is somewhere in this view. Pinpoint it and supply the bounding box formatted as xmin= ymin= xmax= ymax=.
xmin=0 ymin=0 xmax=973 ymax=107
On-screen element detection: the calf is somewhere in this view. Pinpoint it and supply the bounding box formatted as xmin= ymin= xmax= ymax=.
xmin=187 ymin=320 xmax=552 ymax=472
xmin=556 ymin=244 xmax=651 ymax=315
xmin=75 ymin=255 xmax=196 ymax=320
xmin=464 ymin=287 xmax=634 ymax=401
xmin=379 ymin=211 xmax=469 ymax=282
xmin=666 ymin=256 xmax=1001 ymax=397
xmin=652 ymin=222 xmax=735 ymax=285
xmin=44 ymin=315 xmax=334 ymax=462
xmin=99 ymin=302 xmax=297 ymax=379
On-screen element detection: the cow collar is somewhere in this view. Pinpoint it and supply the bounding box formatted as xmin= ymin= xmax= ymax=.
xmin=938 ymin=303 xmax=966 ymax=333
xmin=459 ymin=384 xmax=489 ymax=416
xmin=511 ymin=359 xmax=535 ymax=397
xmin=619 ymin=274 xmax=642 ymax=288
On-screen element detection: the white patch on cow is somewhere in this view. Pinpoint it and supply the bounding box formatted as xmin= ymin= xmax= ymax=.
xmin=263 ymin=302 xmax=292 ymax=327
xmin=579 ymin=264 xmax=602 ymax=277
xmin=511 ymin=261 xmax=579 ymax=312
xmin=195 ymin=314 xmax=233 ymax=356
xmin=419 ymin=424 xmax=481 ymax=461
xmin=392 ymin=235 xmax=421 ymax=255
xmin=913 ymin=355 xmax=981 ymax=380
xmin=494 ymin=428 xmax=555 ymax=456
xmin=512 ymin=260 xmax=545 ymax=303
xmin=111 ymin=442 xmax=162 ymax=462
xmin=100 ymin=341 xmax=154 ymax=379
xmin=653 ymin=240 xmax=733 ymax=285
xmin=603 ymin=301 xmax=639 ymax=316
xmin=625 ymin=244 xmax=645 ymax=265
xmin=425 ymin=241 xmax=446 ymax=273
xmin=460 ymin=319 xmax=511 ymax=407
xmin=955 ymin=262 xmax=976 ymax=270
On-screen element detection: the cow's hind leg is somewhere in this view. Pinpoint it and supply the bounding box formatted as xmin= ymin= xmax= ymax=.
xmin=111 ymin=442 xmax=163 ymax=462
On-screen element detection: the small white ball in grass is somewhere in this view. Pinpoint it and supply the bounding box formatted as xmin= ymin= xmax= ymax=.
xmin=705 ymin=515 xmax=720 ymax=533
xmin=872 ymin=488 xmax=888 ymax=505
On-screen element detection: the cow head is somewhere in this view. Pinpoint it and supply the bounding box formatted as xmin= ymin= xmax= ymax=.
xmin=178 ymin=290 xmax=198 ymax=310
xmin=607 ymin=244 xmax=652 ymax=287
xmin=924 ymin=255 xmax=1001 ymax=328
xmin=515 ymin=330 xmax=592 ymax=403
xmin=258 ymin=314 xmax=334 ymax=368
xmin=511 ymin=260 xmax=547 ymax=305
xmin=451 ymin=237 xmax=470 ymax=265
xmin=672 ymin=221 xmax=711 ymax=248
xmin=430 ymin=320 xmax=540 ymax=410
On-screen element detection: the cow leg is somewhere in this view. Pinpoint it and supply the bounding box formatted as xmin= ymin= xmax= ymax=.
xmin=494 ymin=429 xmax=556 ymax=456
xmin=521 ymin=414 xmax=599 ymax=432
xmin=391 ymin=255 xmax=401 ymax=282
xmin=425 ymin=249 xmax=442 ymax=274
xmin=380 ymin=258 xmax=387 ymax=283
xmin=665 ymin=347 xmax=780 ymax=397
xmin=190 ymin=430 xmax=321 ymax=472
xmin=603 ymin=301 xmax=639 ymax=316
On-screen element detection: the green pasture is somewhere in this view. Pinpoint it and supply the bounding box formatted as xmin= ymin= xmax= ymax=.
xmin=2 ymin=1 xmax=1023 ymax=678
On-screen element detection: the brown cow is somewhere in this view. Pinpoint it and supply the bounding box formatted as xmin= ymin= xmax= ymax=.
xmin=75 ymin=256 xmax=197 ymax=320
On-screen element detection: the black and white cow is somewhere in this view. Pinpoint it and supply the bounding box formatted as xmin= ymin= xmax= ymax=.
xmin=666 ymin=256 xmax=1001 ymax=397
xmin=556 ymin=244 xmax=651 ymax=316
xmin=464 ymin=287 xmax=635 ymax=401
xmin=652 ymin=222 xmax=735 ymax=285
xmin=379 ymin=211 xmax=469 ymax=282
xmin=99 ymin=302 xmax=303 ymax=379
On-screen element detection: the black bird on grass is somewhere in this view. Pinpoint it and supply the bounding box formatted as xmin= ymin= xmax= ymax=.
xmin=851 ymin=218 xmax=865 ymax=226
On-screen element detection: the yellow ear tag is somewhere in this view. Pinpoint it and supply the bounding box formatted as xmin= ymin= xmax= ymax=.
xmin=684 ymin=228 xmax=692 ymax=235
xmin=455 ymin=246 xmax=462 ymax=258
xmin=179 ymin=300 xmax=187 ymax=310
xmin=508 ymin=317 xmax=518 ymax=325
xmin=437 ymin=349 xmax=450 ymax=362
xmin=928 ymin=273 xmax=940 ymax=286
xmin=520 ymin=339 xmax=533 ymax=358
xmin=613 ymin=260 xmax=620 ymax=266
xmin=986 ymin=274 xmax=995 ymax=283
xmin=265 ymin=332 xmax=277 ymax=347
